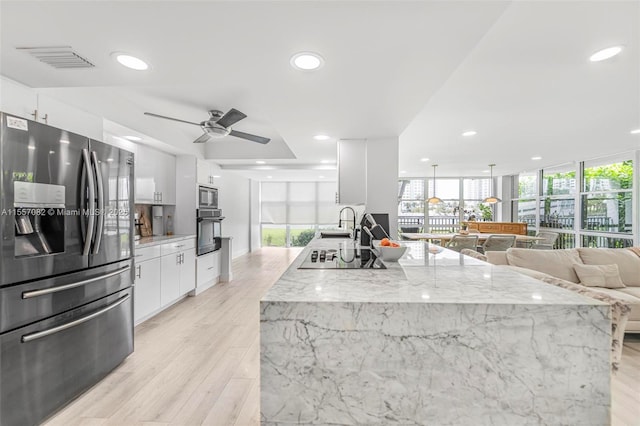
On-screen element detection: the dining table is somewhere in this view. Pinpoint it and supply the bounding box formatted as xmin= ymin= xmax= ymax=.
xmin=400 ymin=232 xmax=545 ymax=246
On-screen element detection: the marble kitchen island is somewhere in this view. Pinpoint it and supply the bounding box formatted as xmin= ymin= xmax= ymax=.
xmin=260 ymin=239 xmax=611 ymax=425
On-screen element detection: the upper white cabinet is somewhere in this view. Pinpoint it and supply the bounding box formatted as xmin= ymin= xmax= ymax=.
xmin=197 ymin=158 xmax=218 ymax=186
xmin=0 ymin=77 xmax=103 ymax=140
xmin=337 ymin=139 xmax=367 ymax=205
xmin=135 ymin=145 xmax=176 ymax=205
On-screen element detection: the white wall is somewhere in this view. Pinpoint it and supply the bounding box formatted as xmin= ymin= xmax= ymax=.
xmin=213 ymin=164 xmax=251 ymax=258
xmin=366 ymin=137 xmax=399 ymax=237
xmin=250 ymin=179 xmax=261 ymax=251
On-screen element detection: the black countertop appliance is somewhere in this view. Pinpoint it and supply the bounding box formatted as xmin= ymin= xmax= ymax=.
xmin=360 ymin=213 xmax=390 ymax=247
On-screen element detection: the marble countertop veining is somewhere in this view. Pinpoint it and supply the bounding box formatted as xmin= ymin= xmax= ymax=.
xmin=262 ymin=238 xmax=606 ymax=306
xmin=135 ymin=234 xmax=196 ymax=248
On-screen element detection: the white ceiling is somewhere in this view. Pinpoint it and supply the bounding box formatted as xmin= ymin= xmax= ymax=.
xmin=1 ymin=1 xmax=638 ymax=179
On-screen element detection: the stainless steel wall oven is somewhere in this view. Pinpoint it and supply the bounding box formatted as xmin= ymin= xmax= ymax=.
xmin=197 ymin=208 xmax=223 ymax=255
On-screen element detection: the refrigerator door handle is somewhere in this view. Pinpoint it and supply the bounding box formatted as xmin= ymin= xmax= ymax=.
xmin=91 ymin=151 xmax=105 ymax=254
xmin=21 ymin=294 xmax=131 ymax=343
xmin=82 ymin=149 xmax=96 ymax=256
xmin=21 ymin=265 xmax=131 ymax=299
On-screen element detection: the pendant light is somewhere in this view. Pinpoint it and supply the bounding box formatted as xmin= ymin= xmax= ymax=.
xmin=482 ymin=163 xmax=502 ymax=204
xmin=427 ymin=164 xmax=443 ymax=204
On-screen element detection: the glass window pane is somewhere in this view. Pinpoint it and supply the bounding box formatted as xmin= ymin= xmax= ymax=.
xmin=513 ymin=199 xmax=536 ymax=228
xmin=428 ymin=179 xmax=459 ymax=199
xmin=290 ymin=226 xmax=316 ymax=247
xmin=556 ymin=233 xmax=576 ymax=249
xmin=463 ymin=178 xmax=491 ymax=200
xmin=581 ymin=235 xmax=633 ymax=248
xmin=262 ymin=225 xmax=286 ymax=247
xmin=428 ymin=200 xmax=460 ymax=233
xmin=583 ymin=159 xmax=633 ymax=191
xmin=542 ymin=164 xmax=576 ymax=196
xmin=518 ymin=172 xmax=538 ymax=198
xmin=399 ymin=179 xmax=424 ymax=200
xmin=581 ymin=192 xmax=632 ymax=233
xmin=261 ymin=202 xmax=286 ymax=224
xmin=261 ymin=182 xmax=287 ymax=201
xmin=539 ymin=198 xmax=574 ymax=229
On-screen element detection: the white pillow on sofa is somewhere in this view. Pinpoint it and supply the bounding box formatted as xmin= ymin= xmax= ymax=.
xmin=577 ymin=248 xmax=640 ymax=287
xmin=506 ymin=248 xmax=583 ymax=283
xmin=573 ymin=263 xmax=626 ymax=289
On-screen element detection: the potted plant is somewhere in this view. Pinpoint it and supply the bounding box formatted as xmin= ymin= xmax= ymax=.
xmin=479 ymin=204 xmax=493 ymax=221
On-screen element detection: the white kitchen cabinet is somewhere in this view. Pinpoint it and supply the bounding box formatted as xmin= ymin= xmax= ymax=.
xmin=36 ymin=94 xmax=103 ymax=140
xmin=133 ymin=257 xmax=162 ymax=324
xmin=0 ymin=76 xmax=38 ymax=120
xmin=160 ymin=252 xmax=181 ymax=306
xmin=179 ymin=248 xmax=196 ymax=295
xmin=197 ymin=158 xmax=218 ymax=186
xmin=337 ymin=139 xmax=367 ymax=205
xmin=196 ymin=250 xmax=221 ymax=293
xmin=135 ymin=145 xmax=176 ymax=205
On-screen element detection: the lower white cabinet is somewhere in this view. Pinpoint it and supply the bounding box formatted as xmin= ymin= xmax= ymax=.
xmin=133 ymin=238 xmax=196 ymax=324
xmin=196 ymin=251 xmax=221 ymax=290
xmin=134 ymin=257 xmax=162 ymax=322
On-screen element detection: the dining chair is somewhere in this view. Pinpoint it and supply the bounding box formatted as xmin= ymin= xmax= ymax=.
xmin=480 ymin=235 xmax=516 ymax=253
xmin=532 ymin=231 xmax=559 ymax=250
xmin=445 ymin=235 xmax=479 ymax=253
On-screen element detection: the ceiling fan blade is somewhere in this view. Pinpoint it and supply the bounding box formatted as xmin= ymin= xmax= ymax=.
xmin=144 ymin=112 xmax=201 ymax=126
xmin=229 ymin=130 xmax=270 ymax=144
xmin=193 ymin=133 xmax=211 ymax=144
xmin=216 ymin=108 xmax=247 ymax=128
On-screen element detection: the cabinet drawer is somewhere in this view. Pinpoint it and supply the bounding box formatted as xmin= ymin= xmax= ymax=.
xmin=134 ymin=245 xmax=161 ymax=261
xmin=197 ymin=251 xmax=219 ymax=287
xmin=502 ymin=224 xmax=525 ymax=234
xmin=161 ymin=238 xmax=196 ymax=256
xmin=479 ymin=224 xmax=501 ymax=232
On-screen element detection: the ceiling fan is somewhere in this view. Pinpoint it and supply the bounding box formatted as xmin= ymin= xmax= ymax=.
xmin=143 ymin=108 xmax=271 ymax=144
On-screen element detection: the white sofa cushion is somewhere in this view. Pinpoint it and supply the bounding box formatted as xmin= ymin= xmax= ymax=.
xmin=486 ymin=251 xmax=508 ymax=265
xmin=578 ymin=248 xmax=640 ymax=287
xmin=573 ymin=264 xmax=626 ymax=289
xmin=506 ymin=248 xmax=583 ymax=283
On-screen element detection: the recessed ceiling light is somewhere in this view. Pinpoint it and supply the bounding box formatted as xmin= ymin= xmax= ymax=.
xmin=124 ymin=135 xmax=142 ymax=141
xmin=106 ymin=158 xmax=114 ymax=162
xmin=256 ymin=160 xmax=266 ymax=164
xmin=400 ymin=170 xmax=407 ymax=174
xmin=531 ymin=156 xmax=542 ymax=160
xmin=462 ymin=130 xmax=477 ymax=137
xmin=266 ymin=175 xmax=273 ymax=179
xmin=59 ymin=139 xmax=70 ymax=144
xmin=420 ymin=158 xmax=429 ymax=162
xmin=482 ymin=169 xmax=490 ymax=173
xmin=589 ymin=46 xmax=623 ymax=62
xmin=313 ymin=134 xmax=331 ymax=141
xmin=28 ymin=146 xmax=35 ymax=150
xmin=320 ymin=159 xmax=332 ymax=164
xmin=49 ymin=150 xmax=55 ymax=154
xmin=213 ymin=175 xmax=221 ymax=178
xmin=113 ymin=53 xmax=149 ymax=71
xmin=319 ymin=175 xmax=325 ymax=179
xmin=630 ymin=128 xmax=640 ymax=134
xmin=290 ymin=52 xmax=324 ymax=71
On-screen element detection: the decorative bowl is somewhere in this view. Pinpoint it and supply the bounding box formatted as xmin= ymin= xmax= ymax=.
xmin=372 ymin=241 xmax=409 ymax=262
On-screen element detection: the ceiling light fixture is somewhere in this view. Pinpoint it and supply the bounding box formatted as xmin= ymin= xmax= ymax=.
xmin=124 ymin=135 xmax=142 ymax=141
xmin=462 ymin=130 xmax=477 ymax=137
xmin=59 ymin=139 xmax=70 ymax=144
xmin=213 ymin=175 xmax=221 ymax=178
xmin=630 ymin=129 xmax=640 ymax=134
xmin=290 ymin=52 xmax=324 ymax=71
xmin=420 ymin=158 xmax=429 ymax=162
xmin=426 ymin=164 xmax=443 ymax=205
xmin=256 ymin=160 xmax=266 ymax=164
xmin=313 ymin=134 xmax=331 ymax=141
xmin=113 ymin=53 xmax=149 ymax=71
xmin=320 ymin=159 xmax=332 ymax=164
xmin=531 ymin=156 xmax=542 ymax=160
xmin=482 ymin=164 xmax=502 ymax=204
xmin=266 ymin=175 xmax=273 ymax=179
xmin=589 ymin=46 xmax=623 ymax=62
xmin=319 ymin=175 xmax=325 ymax=179
xmin=400 ymin=170 xmax=407 ymax=174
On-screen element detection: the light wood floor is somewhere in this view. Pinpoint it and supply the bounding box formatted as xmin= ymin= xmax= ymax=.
xmin=45 ymin=247 xmax=640 ymax=426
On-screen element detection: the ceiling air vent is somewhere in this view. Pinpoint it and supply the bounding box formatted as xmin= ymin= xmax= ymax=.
xmin=16 ymin=46 xmax=95 ymax=69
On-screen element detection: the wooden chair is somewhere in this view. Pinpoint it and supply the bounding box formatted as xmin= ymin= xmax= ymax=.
xmin=446 ymin=235 xmax=479 ymax=253
xmin=480 ymin=235 xmax=516 ymax=253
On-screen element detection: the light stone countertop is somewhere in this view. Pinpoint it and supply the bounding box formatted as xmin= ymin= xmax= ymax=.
xmin=135 ymin=234 xmax=196 ymax=248
xmin=262 ymin=238 xmax=606 ymax=306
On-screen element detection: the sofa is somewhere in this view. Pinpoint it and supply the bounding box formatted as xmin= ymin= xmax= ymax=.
xmin=461 ymin=247 xmax=640 ymax=371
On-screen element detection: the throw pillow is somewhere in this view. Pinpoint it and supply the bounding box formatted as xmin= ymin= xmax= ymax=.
xmin=506 ymin=248 xmax=583 ymax=283
xmin=573 ymin=264 xmax=626 ymax=289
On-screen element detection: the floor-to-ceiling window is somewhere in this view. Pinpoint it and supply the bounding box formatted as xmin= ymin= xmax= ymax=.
xmin=260 ymin=181 xmax=337 ymax=247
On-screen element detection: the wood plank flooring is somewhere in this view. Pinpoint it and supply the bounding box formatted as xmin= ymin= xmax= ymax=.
xmin=44 ymin=247 xmax=640 ymax=425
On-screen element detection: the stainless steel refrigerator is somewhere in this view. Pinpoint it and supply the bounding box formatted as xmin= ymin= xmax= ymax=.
xmin=0 ymin=112 xmax=134 ymax=426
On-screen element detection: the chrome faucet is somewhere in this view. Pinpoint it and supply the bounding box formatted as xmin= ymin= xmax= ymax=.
xmin=338 ymin=206 xmax=356 ymax=231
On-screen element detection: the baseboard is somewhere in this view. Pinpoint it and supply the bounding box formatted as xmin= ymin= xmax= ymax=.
xmin=192 ymin=276 xmax=220 ymax=295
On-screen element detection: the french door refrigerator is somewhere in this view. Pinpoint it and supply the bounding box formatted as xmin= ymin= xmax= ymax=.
xmin=0 ymin=112 xmax=135 ymax=426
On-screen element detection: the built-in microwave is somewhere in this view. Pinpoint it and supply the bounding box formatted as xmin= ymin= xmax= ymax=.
xmin=198 ymin=186 xmax=218 ymax=209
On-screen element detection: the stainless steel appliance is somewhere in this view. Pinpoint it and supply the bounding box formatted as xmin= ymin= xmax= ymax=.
xmin=298 ymin=247 xmax=386 ymax=269
xmin=197 ymin=208 xmax=223 ymax=255
xmin=0 ymin=112 xmax=134 ymax=426
xmin=198 ymin=185 xmax=218 ymax=208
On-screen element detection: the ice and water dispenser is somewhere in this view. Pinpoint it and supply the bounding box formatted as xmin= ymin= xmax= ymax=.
xmin=13 ymin=181 xmax=65 ymax=257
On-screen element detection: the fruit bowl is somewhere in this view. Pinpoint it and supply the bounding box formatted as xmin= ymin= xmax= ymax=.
xmin=372 ymin=240 xmax=408 ymax=262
